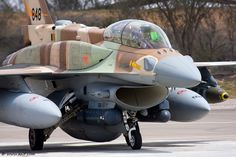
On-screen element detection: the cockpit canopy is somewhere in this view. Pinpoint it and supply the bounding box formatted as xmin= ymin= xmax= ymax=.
xmin=104 ymin=20 xmax=172 ymax=49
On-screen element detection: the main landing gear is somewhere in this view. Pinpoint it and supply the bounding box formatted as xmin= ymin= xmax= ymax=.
xmin=29 ymin=129 xmax=45 ymax=150
xmin=123 ymin=111 xmax=142 ymax=150
xmin=28 ymin=91 xmax=83 ymax=151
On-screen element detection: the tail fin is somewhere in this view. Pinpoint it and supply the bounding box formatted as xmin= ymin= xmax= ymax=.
xmin=22 ymin=0 xmax=53 ymax=25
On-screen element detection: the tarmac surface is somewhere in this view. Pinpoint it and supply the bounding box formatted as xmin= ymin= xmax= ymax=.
xmin=0 ymin=100 xmax=236 ymax=157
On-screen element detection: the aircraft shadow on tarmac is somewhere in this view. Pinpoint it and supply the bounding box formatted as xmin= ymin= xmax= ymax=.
xmin=0 ymin=140 xmax=211 ymax=154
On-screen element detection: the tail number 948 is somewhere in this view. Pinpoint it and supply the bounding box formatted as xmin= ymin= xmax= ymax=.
xmin=31 ymin=8 xmax=41 ymax=21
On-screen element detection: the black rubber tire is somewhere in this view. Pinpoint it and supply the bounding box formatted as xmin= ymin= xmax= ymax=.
xmin=135 ymin=123 xmax=140 ymax=132
xmin=29 ymin=129 xmax=45 ymax=151
xmin=129 ymin=130 xmax=142 ymax=150
xmin=124 ymin=123 xmax=141 ymax=147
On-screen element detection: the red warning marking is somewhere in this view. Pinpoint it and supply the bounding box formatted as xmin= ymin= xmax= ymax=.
xmin=29 ymin=96 xmax=39 ymax=102
xmin=177 ymin=89 xmax=187 ymax=95
xmin=82 ymin=55 xmax=90 ymax=64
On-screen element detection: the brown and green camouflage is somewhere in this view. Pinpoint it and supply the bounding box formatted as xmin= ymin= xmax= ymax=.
xmin=0 ymin=0 xmax=182 ymax=86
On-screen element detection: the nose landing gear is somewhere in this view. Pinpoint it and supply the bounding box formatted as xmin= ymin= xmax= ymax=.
xmin=125 ymin=125 xmax=142 ymax=150
xmin=123 ymin=111 xmax=142 ymax=150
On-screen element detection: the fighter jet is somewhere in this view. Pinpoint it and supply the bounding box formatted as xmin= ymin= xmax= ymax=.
xmin=0 ymin=0 xmax=235 ymax=150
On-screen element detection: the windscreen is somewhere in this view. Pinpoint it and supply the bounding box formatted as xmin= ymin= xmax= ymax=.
xmin=104 ymin=20 xmax=172 ymax=49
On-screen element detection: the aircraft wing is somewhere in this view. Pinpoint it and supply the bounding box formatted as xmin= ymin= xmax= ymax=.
xmin=0 ymin=65 xmax=57 ymax=76
xmin=195 ymin=61 xmax=236 ymax=67
xmin=0 ymin=65 xmax=140 ymax=77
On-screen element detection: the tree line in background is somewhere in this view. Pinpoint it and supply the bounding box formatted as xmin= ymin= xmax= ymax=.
xmin=0 ymin=0 xmax=235 ymax=65
xmin=110 ymin=0 xmax=236 ymax=62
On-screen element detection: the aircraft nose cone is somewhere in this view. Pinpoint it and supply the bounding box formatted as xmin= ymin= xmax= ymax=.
xmin=155 ymin=56 xmax=201 ymax=88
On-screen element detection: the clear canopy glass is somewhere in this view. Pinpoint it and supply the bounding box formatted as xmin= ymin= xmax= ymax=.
xmin=104 ymin=20 xmax=172 ymax=49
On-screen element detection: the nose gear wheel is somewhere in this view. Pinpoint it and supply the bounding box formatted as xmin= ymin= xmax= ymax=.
xmin=123 ymin=111 xmax=142 ymax=150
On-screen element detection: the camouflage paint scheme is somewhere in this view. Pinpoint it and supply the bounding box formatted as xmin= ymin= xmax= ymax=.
xmin=2 ymin=22 xmax=181 ymax=86
xmin=0 ymin=0 xmax=181 ymax=83
xmin=0 ymin=0 xmax=235 ymax=151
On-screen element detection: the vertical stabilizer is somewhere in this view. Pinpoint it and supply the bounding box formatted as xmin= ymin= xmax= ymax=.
xmin=22 ymin=0 xmax=53 ymax=25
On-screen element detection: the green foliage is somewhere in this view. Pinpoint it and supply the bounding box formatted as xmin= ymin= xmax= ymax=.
xmin=218 ymin=78 xmax=236 ymax=98
xmin=0 ymin=13 xmax=24 ymax=63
